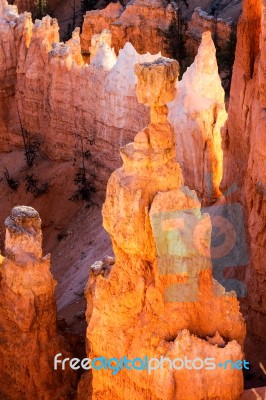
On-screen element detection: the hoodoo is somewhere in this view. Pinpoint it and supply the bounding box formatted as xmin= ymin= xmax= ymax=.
xmin=80 ymin=57 xmax=246 ymax=400
xmin=0 ymin=206 xmax=76 ymax=399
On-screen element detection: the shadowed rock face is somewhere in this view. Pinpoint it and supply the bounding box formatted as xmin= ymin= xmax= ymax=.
xmin=222 ymin=0 xmax=266 ymax=341
xmin=0 ymin=206 xmax=76 ymax=399
xmin=79 ymin=58 xmax=246 ymax=400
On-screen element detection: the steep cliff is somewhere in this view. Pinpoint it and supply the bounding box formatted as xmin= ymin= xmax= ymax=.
xmin=0 ymin=206 xmax=76 ymax=399
xmin=223 ymin=0 xmax=266 ymax=340
xmin=187 ymin=7 xmax=232 ymax=58
xmin=13 ymin=0 xmax=34 ymax=13
xmin=0 ymin=0 xmax=29 ymax=150
xmin=13 ymin=0 xmax=61 ymax=14
xmin=81 ymin=0 xmax=177 ymax=58
xmin=79 ymin=58 xmax=246 ymax=400
xmin=0 ymin=0 xmax=227 ymax=202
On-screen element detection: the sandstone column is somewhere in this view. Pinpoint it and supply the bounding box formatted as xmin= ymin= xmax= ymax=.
xmin=80 ymin=58 xmax=246 ymax=400
xmin=0 ymin=206 xmax=76 ymax=400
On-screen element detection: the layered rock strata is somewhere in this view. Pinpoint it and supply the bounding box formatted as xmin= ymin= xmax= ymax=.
xmin=168 ymin=31 xmax=227 ymax=202
xmin=0 ymin=0 xmax=28 ymax=150
xmin=80 ymin=58 xmax=246 ymax=400
xmin=81 ymin=0 xmax=177 ymax=59
xmin=222 ymin=0 xmax=266 ymax=340
xmin=0 ymin=206 xmax=76 ymax=399
xmin=187 ymin=7 xmax=232 ymax=58
xmin=0 ymin=0 xmax=226 ymax=202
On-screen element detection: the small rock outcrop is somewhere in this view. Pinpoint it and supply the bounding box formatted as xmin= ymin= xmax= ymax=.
xmin=0 ymin=206 xmax=76 ymax=399
xmin=79 ymin=58 xmax=246 ymax=400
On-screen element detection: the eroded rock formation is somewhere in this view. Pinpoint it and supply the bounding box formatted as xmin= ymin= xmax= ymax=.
xmin=80 ymin=57 xmax=246 ymax=400
xmin=81 ymin=0 xmax=177 ymax=59
xmin=168 ymin=31 xmax=227 ymax=202
xmin=0 ymin=206 xmax=76 ymax=399
xmin=0 ymin=0 xmax=226 ymax=202
xmin=187 ymin=7 xmax=232 ymax=58
xmin=222 ymin=0 xmax=266 ymax=340
xmin=0 ymin=0 xmax=28 ymax=150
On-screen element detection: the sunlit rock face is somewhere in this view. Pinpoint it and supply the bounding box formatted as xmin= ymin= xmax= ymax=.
xmin=79 ymin=58 xmax=246 ymax=400
xmin=81 ymin=0 xmax=177 ymax=58
xmin=0 ymin=2 xmax=226 ymax=202
xmin=168 ymin=31 xmax=227 ymax=203
xmin=0 ymin=206 xmax=76 ymax=399
xmin=222 ymin=0 xmax=266 ymax=341
xmin=0 ymin=1 xmax=29 ymax=150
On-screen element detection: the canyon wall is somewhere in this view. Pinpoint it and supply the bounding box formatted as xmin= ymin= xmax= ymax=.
xmin=187 ymin=7 xmax=232 ymax=58
xmin=0 ymin=1 xmax=28 ymax=150
xmin=79 ymin=57 xmax=246 ymax=400
xmin=81 ymin=0 xmax=235 ymax=65
xmin=13 ymin=0 xmax=34 ymax=13
xmin=81 ymin=0 xmax=176 ymax=59
xmin=13 ymin=0 xmax=61 ymax=14
xmin=0 ymin=1 xmax=227 ymax=202
xmin=222 ymin=0 xmax=266 ymax=340
xmin=0 ymin=206 xmax=76 ymax=399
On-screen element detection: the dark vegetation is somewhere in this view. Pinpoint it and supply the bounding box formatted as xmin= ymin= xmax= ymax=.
xmin=33 ymin=0 xmax=53 ymax=19
xmin=21 ymin=130 xmax=41 ymax=169
xmin=24 ymin=174 xmax=48 ymax=197
xmin=216 ymin=31 xmax=237 ymax=93
xmin=0 ymin=160 xmax=20 ymax=191
xmin=209 ymin=1 xmax=237 ymax=93
xmin=165 ymin=0 xmax=189 ymax=76
xmin=16 ymin=108 xmax=48 ymax=197
xmin=69 ymin=133 xmax=96 ymax=205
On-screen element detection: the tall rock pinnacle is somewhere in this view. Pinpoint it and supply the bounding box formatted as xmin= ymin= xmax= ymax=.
xmin=80 ymin=58 xmax=246 ymax=400
xmin=0 ymin=206 xmax=76 ymax=399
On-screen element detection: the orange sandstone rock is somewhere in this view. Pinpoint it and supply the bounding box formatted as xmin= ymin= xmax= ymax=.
xmin=80 ymin=57 xmax=246 ymax=400
xmin=168 ymin=31 xmax=227 ymax=202
xmin=187 ymin=7 xmax=232 ymax=58
xmin=222 ymin=0 xmax=266 ymax=341
xmin=81 ymin=0 xmax=177 ymax=58
xmin=0 ymin=3 xmax=226 ymax=202
xmin=0 ymin=206 xmax=76 ymax=399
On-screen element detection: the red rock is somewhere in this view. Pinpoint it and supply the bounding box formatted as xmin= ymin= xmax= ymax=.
xmin=222 ymin=0 xmax=266 ymax=341
xmin=81 ymin=0 xmax=177 ymax=58
xmin=79 ymin=57 xmax=246 ymax=400
xmin=0 ymin=206 xmax=76 ymax=399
